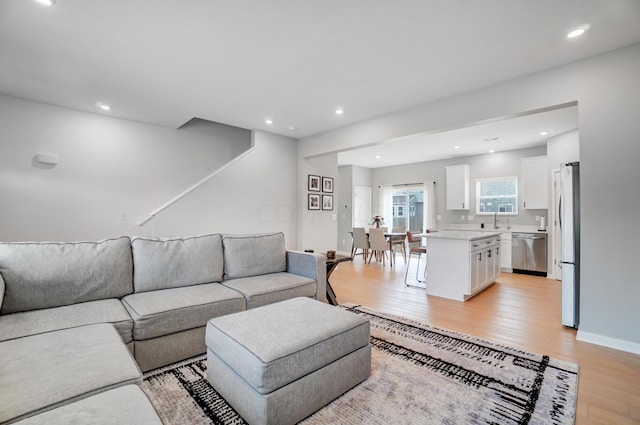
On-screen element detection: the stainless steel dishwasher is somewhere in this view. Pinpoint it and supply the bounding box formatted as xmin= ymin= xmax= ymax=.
xmin=511 ymin=232 xmax=547 ymax=276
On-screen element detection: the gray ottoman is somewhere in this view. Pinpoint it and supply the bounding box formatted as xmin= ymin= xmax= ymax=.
xmin=205 ymin=297 xmax=371 ymax=425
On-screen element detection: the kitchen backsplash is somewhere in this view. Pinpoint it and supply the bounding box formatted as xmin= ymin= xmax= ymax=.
xmin=446 ymin=222 xmax=547 ymax=233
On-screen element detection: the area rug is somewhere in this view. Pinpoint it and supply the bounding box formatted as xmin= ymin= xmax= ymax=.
xmin=142 ymin=305 xmax=579 ymax=424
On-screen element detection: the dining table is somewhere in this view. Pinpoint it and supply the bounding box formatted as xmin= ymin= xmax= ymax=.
xmin=349 ymin=230 xmax=407 ymax=267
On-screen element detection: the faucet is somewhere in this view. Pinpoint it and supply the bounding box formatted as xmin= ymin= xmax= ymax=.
xmin=493 ymin=213 xmax=499 ymax=229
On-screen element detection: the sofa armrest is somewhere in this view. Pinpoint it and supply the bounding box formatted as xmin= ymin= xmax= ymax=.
xmin=286 ymin=251 xmax=327 ymax=303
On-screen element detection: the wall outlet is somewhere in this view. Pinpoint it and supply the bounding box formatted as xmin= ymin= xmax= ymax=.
xmin=331 ymin=214 xmax=337 ymax=221
xmin=119 ymin=212 xmax=127 ymax=221
xmin=535 ymin=215 xmax=541 ymax=222
xmin=461 ymin=215 xmax=465 ymax=221
xmin=467 ymin=215 xmax=474 ymax=221
xmin=436 ymin=215 xmax=442 ymax=221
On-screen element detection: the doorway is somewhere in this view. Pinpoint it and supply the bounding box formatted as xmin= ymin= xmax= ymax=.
xmin=354 ymin=186 xmax=372 ymax=229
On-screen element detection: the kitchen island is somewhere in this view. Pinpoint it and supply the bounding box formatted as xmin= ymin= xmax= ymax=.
xmin=426 ymin=231 xmax=501 ymax=301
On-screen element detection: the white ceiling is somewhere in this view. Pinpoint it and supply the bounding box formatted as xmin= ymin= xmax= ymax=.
xmin=338 ymin=105 xmax=579 ymax=168
xmin=1 ymin=0 xmax=639 ymax=142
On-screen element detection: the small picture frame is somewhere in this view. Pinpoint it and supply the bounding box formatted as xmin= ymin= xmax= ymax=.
xmin=322 ymin=194 xmax=333 ymax=210
xmin=322 ymin=176 xmax=334 ymax=193
xmin=308 ymin=193 xmax=320 ymax=210
xmin=308 ymin=175 xmax=321 ymax=192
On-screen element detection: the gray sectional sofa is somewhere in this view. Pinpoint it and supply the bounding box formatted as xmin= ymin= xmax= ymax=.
xmin=0 ymin=232 xmax=326 ymax=424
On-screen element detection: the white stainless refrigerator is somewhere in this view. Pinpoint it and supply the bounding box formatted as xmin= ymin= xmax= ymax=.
xmin=560 ymin=162 xmax=580 ymax=328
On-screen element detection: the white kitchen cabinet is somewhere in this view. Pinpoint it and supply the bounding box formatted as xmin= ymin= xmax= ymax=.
xmin=489 ymin=244 xmax=500 ymax=281
xmin=470 ymin=236 xmax=500 ymax=293
xmin=500 ymin=232 xmax=512 ymax=271
xmin=426 ymin=231 xmax=501 ymax=301
xmin=446 ymin=164 xmax=470 ymax=210
xmin=465 ymin=251 xmax=488 ymax=295
xmin=522 ymin=156 xmax=549 ymax=209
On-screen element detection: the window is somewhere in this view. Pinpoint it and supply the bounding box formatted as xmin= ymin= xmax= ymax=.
xmin=476 ymin=177 xmax=518 ymax=215
xmin=392 ymin=187 xmax=424 ymax=231
xmin=393 ymin=205 xmax=406 ymax=218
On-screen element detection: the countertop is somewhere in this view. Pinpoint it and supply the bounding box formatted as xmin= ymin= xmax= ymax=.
xmin=445 ymin=224 xmax=548 ymax=234
xmin=425 ymin=230 xmax=502 ymax=241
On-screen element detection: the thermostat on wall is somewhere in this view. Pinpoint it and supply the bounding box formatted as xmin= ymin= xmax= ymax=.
xmin=35 ymin=153 xmax=60 ymax=165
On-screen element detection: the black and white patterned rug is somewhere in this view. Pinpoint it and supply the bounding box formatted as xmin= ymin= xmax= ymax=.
xmin=142 ymin=305 xmax=579 ymax=424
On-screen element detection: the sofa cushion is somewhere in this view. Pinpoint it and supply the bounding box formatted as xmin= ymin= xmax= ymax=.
xmin=131 ymin=234 xmax=224 ymax=293
xmin=12 ymin=385 xmax=162 ymax=425
xmin=222 ymin=233 xmax=286 ymax=279
xmin=0 ymin=323 xmax=141 ymax=424
xmin=222 ymin=272 xmax=316 ymax=309
xmin=122 ymin=282 xmax=246 ymax=340
xmin=0 ymin=299 xmax=134 ymax=344
xmin=0 ymin=237 xmax=133 ymax=314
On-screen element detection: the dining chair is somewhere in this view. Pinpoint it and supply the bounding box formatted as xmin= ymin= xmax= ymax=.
xmin=351 ymin=227 xmax=369 ymax=261
xmin=404 ymin=230 xmax=426 ymax=286
xmin=368 ymin=227 xmax=391 ymax=266
xmin=391 ymin=227 xmax=407 ymax=263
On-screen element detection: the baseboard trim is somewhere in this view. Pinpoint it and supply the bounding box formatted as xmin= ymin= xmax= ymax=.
xmin=576 ymin=330 xmax=640 ymax=355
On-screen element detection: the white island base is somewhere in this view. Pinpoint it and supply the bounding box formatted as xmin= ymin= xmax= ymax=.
xmin=425 ymin=231 xmax=501 ymax=302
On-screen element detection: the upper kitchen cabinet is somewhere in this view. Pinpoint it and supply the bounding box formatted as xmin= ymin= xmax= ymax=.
xmin=446 ymin=164 xmax=470 ymax=210
xmin=521 ymin=156 xmax=549 ymax=209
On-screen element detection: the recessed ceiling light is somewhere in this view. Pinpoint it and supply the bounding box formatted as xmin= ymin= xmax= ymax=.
xmin=568 ymin=25 xmax=589 ymax=39
xmin=453 ymin=145 xmax=461 ymax=149
xmin=567 ymin=29 xmax=584 ymax=39
xmin=34 ymin=0 xmax=55 ymax=5
xmin=489 ymin=149 xmax=496 ymax=154
xmin=265 ymin=118 xmax=273 ymax=125
xmin=375 ymin=155 xmax=381 ymax=159
xmin=335 ymin=107 xmax=344 ymax=115
xmin=96 ymin=102 xmax=111 ymax=111
xmin=288 ymin=125 xmax=296 ymax=131
xmin=540 ymin=131 xmax=549 ymax=136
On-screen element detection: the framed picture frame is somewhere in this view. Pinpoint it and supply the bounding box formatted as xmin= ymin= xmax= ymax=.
xmin=322 ymin=194 xmax=334 ymax=210
xmin=322 ymin=176 xmax=334 ymax=193
xmin=308 ymin=175 xmax=321 ymax=192
xmin=308 ymin=193 xmax=320 ymax=210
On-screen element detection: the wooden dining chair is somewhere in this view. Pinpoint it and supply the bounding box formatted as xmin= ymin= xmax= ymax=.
xmin=351 ymin=227 xmax=369 ymax=261
xmin=368 ymin=227 xmax=391 ymax=266
xmin=391 ymin=227 xmax=407 ymax=263
xmin=404 ymin=230 xmax=426 ymax=286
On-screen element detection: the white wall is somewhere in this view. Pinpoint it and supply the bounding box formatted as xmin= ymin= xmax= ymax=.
xmin=147 ymin=131 xmax=299 ymax=247
xmin=0 ymin=94 xmax=263 ymax=242
xmin=298 ymin=153 xmax=338 ymax=253
xmin=337 ymin=166 xmax=353 ymax=253
xmin=547 ymin=129 xmax=579 ymax=170
xmin=371 ymin=146 xmax=547 ymax=230
xmin=299 ymin=43 xmax=640 ymax=351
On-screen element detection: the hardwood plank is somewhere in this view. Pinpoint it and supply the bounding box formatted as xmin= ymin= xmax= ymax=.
xmin=329 ymin=258 xmax=640 ymax=424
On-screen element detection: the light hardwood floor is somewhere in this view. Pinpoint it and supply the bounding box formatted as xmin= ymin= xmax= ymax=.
xmin=329 ymin=257 xmax=640 ymax=425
